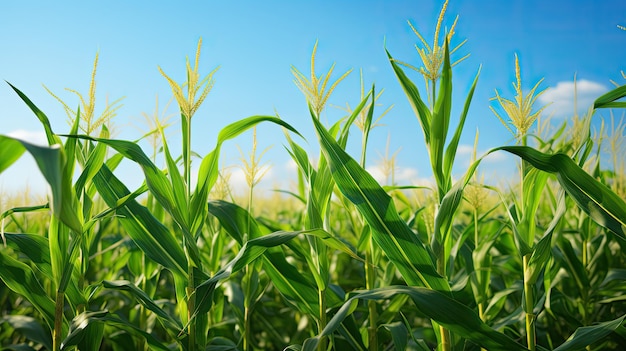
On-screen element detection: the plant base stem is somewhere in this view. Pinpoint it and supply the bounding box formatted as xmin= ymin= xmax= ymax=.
xmin=53 ymin=291 xmax=65 ymax=351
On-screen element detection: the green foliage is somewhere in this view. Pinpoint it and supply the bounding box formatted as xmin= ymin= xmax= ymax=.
xmin=2 ymin=13 xmax=626 ymax=351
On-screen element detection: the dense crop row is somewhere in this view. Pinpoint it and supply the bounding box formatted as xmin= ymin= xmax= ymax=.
xmin=2 ymin=3 xmax=626 ymax=350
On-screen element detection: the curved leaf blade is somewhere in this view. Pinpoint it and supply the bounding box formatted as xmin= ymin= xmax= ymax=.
xmin=495 ymin=146 xmax=626 ymax=239
xmin=593 ymin=84 xmax=626 ymax=109
xmin=93 ymin=165 xmax=187 ymax=276
xmin=0 ymin=251 xmax=56 ymax=328
xmin=311 ymin=114 xmax=448 ymax=291
xmin=301 ymin=286 xmax=528 ymax=351
xmin=553 ymin=314 xmax=625 ymax=351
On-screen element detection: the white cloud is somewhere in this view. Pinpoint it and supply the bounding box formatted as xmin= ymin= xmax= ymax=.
xmin=481 ymin=150 xmax=508 ymax=163
xmin=227 ymin=165 xmax=275 ymax=196
xmin=366 ymin=165 xmax=432 ymax=187
xmin=7 ymin=129 xmax=47 ymax=146
xmin=285 ymin=158 xmax=298 ymax=172
xmin=456 ymin=144 xmax=474 ymax=156
xmin=539 ymin=79 xmax=608 ymax=118
xmin=454 ymin=144 xmax=510 ymax=168
xmin=366 ymin=165 xmax=386 ymax=184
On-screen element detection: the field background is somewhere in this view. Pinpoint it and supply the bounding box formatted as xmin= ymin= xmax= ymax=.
xmin=1 ymin=1 xmax=626 ymax=350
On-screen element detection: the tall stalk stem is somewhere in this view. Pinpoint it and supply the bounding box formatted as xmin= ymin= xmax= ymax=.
xmin=365 ymin=249 xmax=378 ymax=351
xmin=318 ymin=287 xmax=327 ymax=351
xmin=187 ymin=260 xmax=196 ymax=349
xmin=523 ymin=254 xmax=536 ymax=351
xmin=53 ymin=291 xmax=65 ymax=351
xmin=360 ymin=116 xmax=379 ymax=351
xmin=436 ymin=253 xmax=451 ymax=351
xmin=474 ymin=208 xmax=486 ymax=322
xmin=243 ymin=186 xmax=255 ymax=351
xmin=184 ymin=117 xmax=192 ymax=199
xmin=518 ymin=138 xmax=536 ymax=351
xmin=431 ymin=79 xmax=437 ymax=109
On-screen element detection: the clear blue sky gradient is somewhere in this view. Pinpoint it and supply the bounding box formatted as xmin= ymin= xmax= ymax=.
xmin=1 ymin=1 xmax=625 ymax=197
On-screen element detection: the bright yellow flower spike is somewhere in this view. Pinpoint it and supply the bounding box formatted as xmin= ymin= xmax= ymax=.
xmin=44 ymin=52 xmax=124 ymax=135
xmin=291 ymin=40 xmax=352 ymax=117
xmin=490 ymin=54 xmax=548 ymax=141
xmin=158 ymin=38 xmax=219 ymax=120
xmin=399 ymin=0 xmax=469 ymax=83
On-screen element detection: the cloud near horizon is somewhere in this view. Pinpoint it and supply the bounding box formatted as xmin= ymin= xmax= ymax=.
xmin=7 ymin=129 xmax=48 ymax=146
xmin=539 ymin=79 xmax=608 ymax=118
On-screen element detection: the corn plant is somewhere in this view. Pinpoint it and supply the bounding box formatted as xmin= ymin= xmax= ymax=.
xmin=2 ymin=4 xmax=626 ymax=351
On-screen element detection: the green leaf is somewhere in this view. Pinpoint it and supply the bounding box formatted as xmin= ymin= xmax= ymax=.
xmin=0 ymin=315 xmax=53 ymax=350
xmin=525 ymin=191 xmax=566 ymax=284
xmin=262 ymin=251 xmax=320 ymax=317
xmin=301 ymin=286 xmax=528 ymax=351
xmin=192 ymin=115 xmax=301 ymax=235
xmin=431 ymin=159 xmax=482 ymax=271
xmin=60 ymin=310 xmax=172 ymax=351
xmin=520 ymin=168 xmax=550 ymax=244
xmin=3 ymin=232 xmax=85 ymax=308
xmin=386 ymin=50 xmax=432 ymax=142
xmin=553 ymin=314 xmax=626 ymax=351
xmin=443 ymin=65 xmax=480 ymax=186
xmin=191 ymin=229 xmax=357 ymax=320
xmin=208 ymin=200 xmax=262 ymax=244
xmin=0 ymin=251 xmax=56 ymax=328
xmin=382 ymin=322 xmax=408 ymax=351
xmin=593 ymin=84 xmax=626 ymax=109
xmin=6 ymin=82 xmax=62 ymax=146
xmin=0 ymin=136 xmax=25 ymax=173
xmin=3 ymin=233 xmax=52 ymax=276
xmin=65 ymin=135 xmax=184 ymax=233
xmin=0 ymin=136 xmax=82 ymax=234
xmin=494 ymin=146 xmax=626 ymax=240
xmin=429 ymin=39 xmax=453 ymax=197
xmin=93 ymin=164 xmax=187 ymax=276
xmin=74 ymin=126 xmax=109 ymax=195
xmin=337 ymin=87 xmax=373 ymax=145
xmin=311 ymin=113 xmax=448 ymax=291
xmin=103 ymin=280 xmax=183 ymax=333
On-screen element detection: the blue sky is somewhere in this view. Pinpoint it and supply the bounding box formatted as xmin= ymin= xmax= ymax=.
xmin=1 ymin=0 xmax=625 ymax=200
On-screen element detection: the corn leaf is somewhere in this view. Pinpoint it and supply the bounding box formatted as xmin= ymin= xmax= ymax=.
xmin=64 ymin=135 xmax=183 ymax=234
xmin=3 ymin=231 xmax=85 ymax=309
xmin=102 ymin=280 xmax=183 ymax=333
xmin=208 ymin=200 xmax=261 ymax=243
xmin=0 ymin=315 xmax=53 ymax=350
xmin=386 ymin=50 xmax=432 ymax=142
xmin=553 ymin=314 xmax=625 ymax=351
xmin=526 ymin=191 xmax=566 ymax=284
xmin=593 ymin=84 xmax=626 ymax=109
xmin=430 ymin=40 xmax=453 ymax=197
xmin=60 ymin=310 xmax=172 ymax=351
xmin=301 ymin=286 xmax=528 ymax=351
xmin=191 ymin=229 xmax=358 ymax=319
xmin=0 ymin=136 xmax=25 ymax=173
xmin=191 ymin=115 xmax=301 ymax=235
xmin=494 ymin=146 xmax=626 ymax=240
xmin=432 ymin=158 xmax=482 ymax=268
xmin=93 ymin=165 xmax=187 ymax=276
xmin=311 ymin=113 xmax=448 ymax=291
xmin=0 ymin=251 xmax=56 ymax=328
xmin=262 ymin=252 xmax=320 ymax=317
xmin=3 ymin=233 xmax=52 ymax=277
xmin=443 ymin=66 xmax=480 ymax=186
xmin=74 ymin=126 xmax=109 ymax=196
xmin=0 ymin=136 xmax=82 ymax=234
xmin=520 ymin=168 xmax=550 ymax=244
xmin=6 ymin=82 xmax=61 ymax=146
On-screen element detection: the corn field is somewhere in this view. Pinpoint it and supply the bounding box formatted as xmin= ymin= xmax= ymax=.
xmin=1 ymin=4 xmax=626 ymax=351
